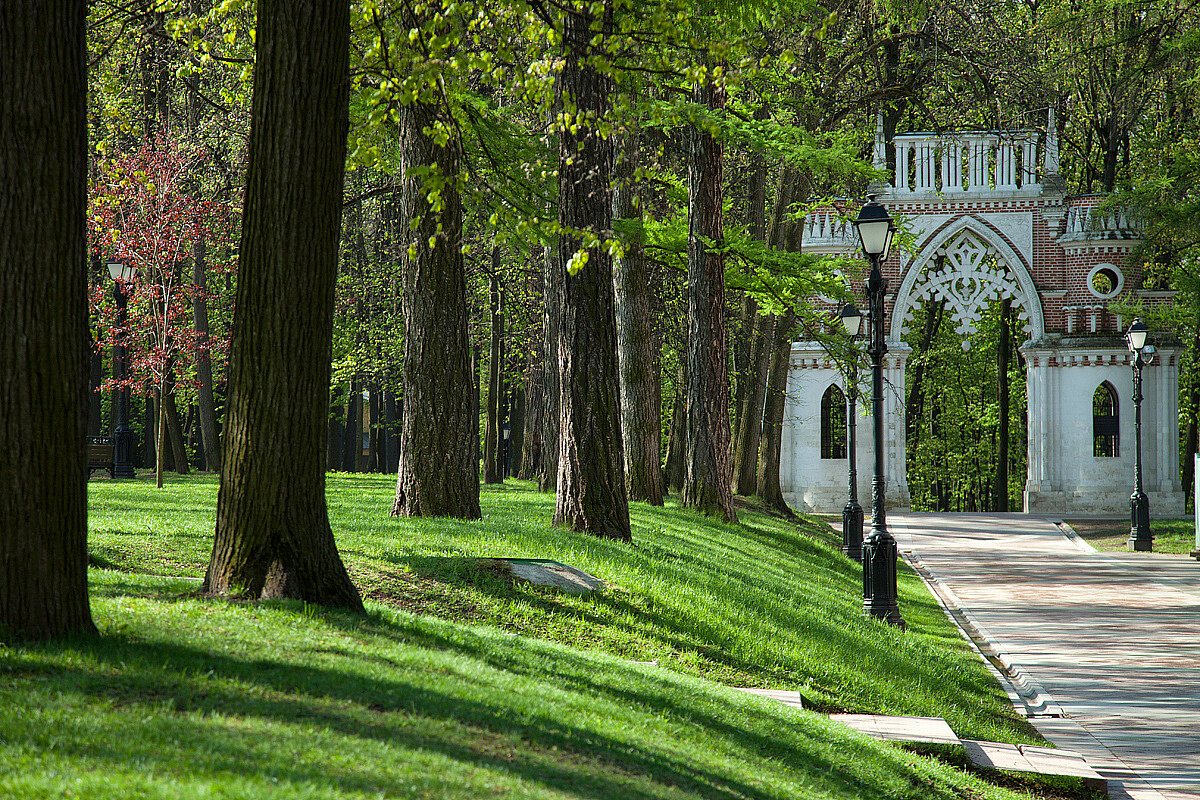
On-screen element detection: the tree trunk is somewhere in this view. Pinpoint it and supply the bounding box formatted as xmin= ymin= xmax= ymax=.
xmin=733 ymin=314 xmax=774 ymax=495
xmin=1183 ymin=315 xmax=1200 ymax=511
xmin=757 ymin=310 xmax=796 ymax=515
xmin=327 ymin=384 xmax=344 ymax=471
xmin=664 ymin=356 xmax=687 ymax=493
xmin=205 ymin=0 xmax=363 ymax=611
xmin=905 ymin=296 xmax=946 ymax=443
xmin=731 ymin=104 xmax=769 ymax=441
xmin=509 ymin=385 xmax=525 ymax=478
xmin=484 ymin=270 xmax=504 ymax=484
xmin=518 ymin=259 xmax=543 ymax=480
xmin=343 ymin=379 xmax=360 ymax=472
xmin=391 ymin=99 xmax=480 ymax=519
xmin=367 ymin=383 xmax=381 ymax=473
xmin=613 ymin=121 xmax=664 ymax=505
xmin=538 ymin=244 xmax=561 ymax=492
xmin=192 ymin=241 xmax=222 ymax=471
xmin=994 ymin=299 xmax=1011 ymax=511
xmin=553 ymin=3 xmax=630 ymax=541
xmin=0 ymin=0 xmax=96 ymax=640
xmin=165 ymin=380 xmax=190 ymax=475
xmin=683 ymin=72 xmax=737 ymax=523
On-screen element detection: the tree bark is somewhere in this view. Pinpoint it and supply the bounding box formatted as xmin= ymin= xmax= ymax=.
xmin=164 ymin=376 xmax=190 ymax=475
xmin=905 ymin=297 xmax=946 ymax=443
xmin=0 ymin=0 xmax=96 ymax=640
xmin=192 ymin=241 xmax=222 ymax=471
xmin=343 ymin=379 xmax=360 ymax=472
xmin=664 ymin=355 xmax=687 ymax=493
xmin=756 ymin=310 xmax=796 ymax=515
xmin=484 ymin=270 xmax=504 ymax=484
xmin=509 ymin=385 xmax=525 ymax=477
xmin=204 ymin=0 xmax=363 ymax=611
xmin=994 ymin=298 xmax=1011 ymax=511
xmin=683 ymin=73 xmax=737 ymax=523
xmin=733 ymin=314 xmax=774 ymax=495
xmin=731 ymin=104 xmax=769 ymax=441
xmin=391 ymin=99 xmax=480 ymax=519
xmin=613 ymin=121 xmax=664 ymax=505
xmin=553 ymin=3 xmax=630 ymax=540
xmin=538 ymin=243 xmax=561 ymax=492
xmin=327 ymin=384 xmax=344 ymax=470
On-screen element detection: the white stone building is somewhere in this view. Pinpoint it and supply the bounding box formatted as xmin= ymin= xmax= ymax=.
xmin=782 ymin=120 xmax=1184 ymax=516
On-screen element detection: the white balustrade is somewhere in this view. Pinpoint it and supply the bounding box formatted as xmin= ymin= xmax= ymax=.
xmin=889 ymin=131 xmax=1042 ymax=195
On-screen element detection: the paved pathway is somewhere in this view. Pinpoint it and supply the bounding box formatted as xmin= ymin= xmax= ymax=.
xmin=892 ymin=513 xmax=1200 ymax=800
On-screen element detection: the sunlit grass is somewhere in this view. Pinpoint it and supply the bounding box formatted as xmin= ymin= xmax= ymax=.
xmin=88 ymin=472 xmax=1034 ymax=745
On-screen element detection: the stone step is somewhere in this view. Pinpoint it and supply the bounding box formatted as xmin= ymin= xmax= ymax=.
xmin=962 ymin=739 xmax=1108 ymax=795
xmin=829 ymin=713 xmax=960 ymax=745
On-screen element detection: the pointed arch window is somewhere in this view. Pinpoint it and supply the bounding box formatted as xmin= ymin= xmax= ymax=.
xmin=821 ymin=384 xmax=847 ymax=459
xmin=1093 ymin=382 xmax=1119 ymax=457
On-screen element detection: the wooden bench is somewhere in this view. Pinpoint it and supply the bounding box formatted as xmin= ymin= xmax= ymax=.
xmin=87 ymin=436 xmax=114 ymax=478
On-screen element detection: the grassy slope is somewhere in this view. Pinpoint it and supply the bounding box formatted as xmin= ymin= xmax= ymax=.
xmin=0 ymin=472 xmax=1067 ymax=798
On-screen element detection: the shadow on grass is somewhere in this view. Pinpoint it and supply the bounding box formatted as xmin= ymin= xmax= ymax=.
xmin=2 ymin=600 xmax=964 ymax=800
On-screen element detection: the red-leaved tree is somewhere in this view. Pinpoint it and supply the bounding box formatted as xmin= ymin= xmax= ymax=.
xmin=88 ymin=134 xmax=235 ymax=487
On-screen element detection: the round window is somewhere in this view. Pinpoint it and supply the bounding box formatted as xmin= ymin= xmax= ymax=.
xmin=1087 ymin=263 xmax=1124 ymax=299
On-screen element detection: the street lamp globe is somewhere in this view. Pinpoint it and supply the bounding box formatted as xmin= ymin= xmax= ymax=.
xmin=107 ymin=260 xmax=137 ymax=282
xmin=840 ymin=303 xmax=863 ymax=338
xmin=1126 ymin=318 xmax=1148 ymax=352
xmin=852 ymin=196 xmax=895 ymax=259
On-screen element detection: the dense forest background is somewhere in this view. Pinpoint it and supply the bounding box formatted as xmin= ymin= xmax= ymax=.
xmin=85 ymin=0 xmax=1200 ymax=513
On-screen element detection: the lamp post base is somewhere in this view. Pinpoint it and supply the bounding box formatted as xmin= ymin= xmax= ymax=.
xmin=841 ymin=501 xmax=863 ymax=561
xmin=113 ymin=426 xmax=137 ymax=479
xmin=862 ymin=529 xmax=905 ymax=629
xmin=1128 ymin=492 xmax=1152 ymax=552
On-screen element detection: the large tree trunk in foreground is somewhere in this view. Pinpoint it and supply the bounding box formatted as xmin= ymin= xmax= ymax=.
xmin=682 ymin=73 xmax=737 ymax=523
xmin=204 ymin=0 xmax=363 ymax=611
xmin=0 ymin=0 xmax=97 ymax=640
xmin=613 ymin=123 xmax=663 ymax=505
xmin=553 ymin=4 xmax=630 ymax=541
xmin=391 ymin=100 xmax=480 ymax=519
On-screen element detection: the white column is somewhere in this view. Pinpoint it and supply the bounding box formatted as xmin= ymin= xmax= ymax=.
xmin=895 ymin=143 xmax=910 ymax=193
xmin=916 ymin=140 xmax=935 ymax=191
xmin=1021 ymin=137 xmax=1039 ymax=189
xmin=967 ymin=137 xmax=987 ymax=191
xmin=996 ymin=143 xmax=1018 ymax=189
xmin=942 ymin=141 xmax=962 ymax=192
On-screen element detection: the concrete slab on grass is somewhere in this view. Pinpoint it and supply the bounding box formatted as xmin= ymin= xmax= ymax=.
xmin=963 ymin=739 xmax=1108 ymax=795
xmin=829 ymin=714 xmax=960 ymax=745
xmin=734 ymin=688 xmax=806 ymax=709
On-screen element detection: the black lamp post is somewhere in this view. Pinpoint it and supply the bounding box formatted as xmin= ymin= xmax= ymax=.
xmin=1126 ymin=318 xmax=1153 ymax=552
xmin=840 ymin=303 xmax=864 ymax=562
xmin=852 ymin=195 xmax=904 ymax=628
xmin=108 ymin=259 xmax=137 ymax=479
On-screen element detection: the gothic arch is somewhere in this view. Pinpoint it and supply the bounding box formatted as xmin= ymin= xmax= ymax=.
xmin=890 ymin=216 xmax=1045 ymax=343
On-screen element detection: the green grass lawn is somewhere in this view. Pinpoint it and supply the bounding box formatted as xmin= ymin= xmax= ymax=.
xmin=1064 ymin=516 xmax=1198 ymax=554
xmin=0 ymin=472 xmax=1084 ymax=799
